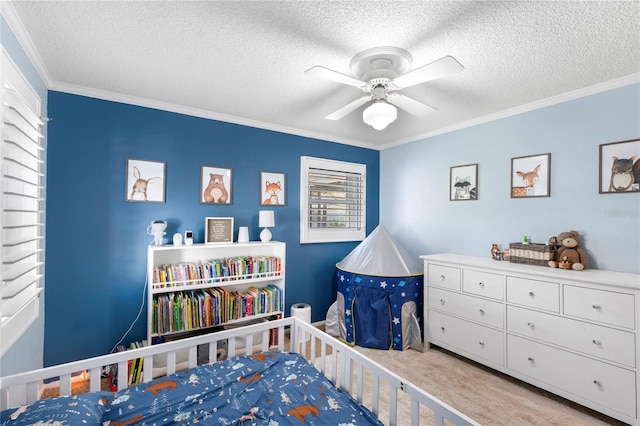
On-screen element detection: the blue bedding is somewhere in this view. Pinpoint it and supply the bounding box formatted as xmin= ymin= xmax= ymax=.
xmin=2 ymin=351 xmax=383 ymax=425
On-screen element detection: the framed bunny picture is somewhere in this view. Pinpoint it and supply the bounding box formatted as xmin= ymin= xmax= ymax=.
xmin=126 ymin=158 xmax=166 ymax=203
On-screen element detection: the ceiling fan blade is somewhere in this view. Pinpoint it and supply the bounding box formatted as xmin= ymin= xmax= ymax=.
xmin=388 ymin=93 xmax=437 ymax=118
xmin=324 ymin=95 xmax=371 ymax=120
xmin=392 ymin=56 xmax=464 ymax=89
xmin=305 ymin=66 xmax=367 ymax=89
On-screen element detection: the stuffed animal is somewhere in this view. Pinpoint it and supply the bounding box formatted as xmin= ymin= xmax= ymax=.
xmin=548 ymin=230 xmax=589 ymax=270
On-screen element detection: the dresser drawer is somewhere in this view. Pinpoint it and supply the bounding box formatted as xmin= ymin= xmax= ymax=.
xmin=564 ymin=285 xmax=636 ymax=329
xmin=427 ymin=263 xmax=461 ymax=291
xmin=507 ymin=305 xmax=636 ymax=367
xmin=428 ymin=310 xmax=504 ymax=366
xmin=507 ymin=334 xmax=636 ymax=418
xmin=463 ymin=270 xmax=504 ymax=300
xmin=429 ymin=287 xmax=504 ymax=329
xmin=506 ymin=277 xmax=559 ymax=312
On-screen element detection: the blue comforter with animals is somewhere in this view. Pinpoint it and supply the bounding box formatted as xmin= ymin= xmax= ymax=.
xmin=104 ymin=351 xmax=381 ymax=425
xmin=1 ymin=350 xmax=384 ymax=426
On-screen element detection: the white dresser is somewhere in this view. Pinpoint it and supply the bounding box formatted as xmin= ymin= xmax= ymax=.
xmin=421 ymin=253 xmax=640 ymax=425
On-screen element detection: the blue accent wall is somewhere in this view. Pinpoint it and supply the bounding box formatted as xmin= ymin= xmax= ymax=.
xmin=45 ymin=92 xmax=379 ymax=366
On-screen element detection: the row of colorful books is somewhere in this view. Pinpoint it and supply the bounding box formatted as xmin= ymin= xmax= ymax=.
xmin=151 ymin=285 xmax=283 ymax=335
xmin=108 ymin=340 xmax=148 ymax=390
xmin=152 ymin=256 xmax=282 ymax=289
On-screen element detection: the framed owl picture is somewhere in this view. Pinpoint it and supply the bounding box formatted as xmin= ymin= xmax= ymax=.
xmin=599 ymin=139 xmax=640 ymax=194
xmin=260 ymin=171 xmax=286 ymax=206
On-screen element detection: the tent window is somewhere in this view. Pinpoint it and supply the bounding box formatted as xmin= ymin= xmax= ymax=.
xmin=300 ymin=156 xmax=366 ymax=244
xmin=1 ymin=51 xmax=45 ymax=356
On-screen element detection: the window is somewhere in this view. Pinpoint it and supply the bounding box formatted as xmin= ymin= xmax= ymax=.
xmin=300 ymin=156 xmax=366 ymax=244
xmin=1 ymin=51 xmax=45 ymax=356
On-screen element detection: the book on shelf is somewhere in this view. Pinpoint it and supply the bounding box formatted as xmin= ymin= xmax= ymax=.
xmin=151 ymin=284 xmax=283 ymax=336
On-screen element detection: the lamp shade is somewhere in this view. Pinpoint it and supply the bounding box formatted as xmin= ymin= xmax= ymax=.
xmin=363 ymin=100 xmax=397 ymax=130
xmin=259 ymin=210 xmax=275 ymax=228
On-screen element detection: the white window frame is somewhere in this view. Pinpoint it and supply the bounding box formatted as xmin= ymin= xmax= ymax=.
xmin=300 ymin=156 xmax=366 ymax=244
xmin=1 ymin=50 xmax=45 ymax=356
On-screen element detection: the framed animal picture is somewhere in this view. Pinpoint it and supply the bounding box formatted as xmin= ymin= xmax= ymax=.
xmin=260 ymin=171 xmax=286 ymax=206
xmin=126 ymin=158 xmax=165 ymax=203
xmin=450 ymin=163 xmax=478 ymax=201
xmin=511 ymin=153 xmax=550 ymax=198
xmin=201 ymin=165 xmax=232 ymax=204
xmin=599 ymin=139 xmax=640 ymax=193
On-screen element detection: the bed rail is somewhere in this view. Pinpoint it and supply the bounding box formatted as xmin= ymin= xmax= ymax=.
xmin=289 ymin=319 xmax=478 ymax=426
xmin=1 ymin=317 xmax=478 ymax=425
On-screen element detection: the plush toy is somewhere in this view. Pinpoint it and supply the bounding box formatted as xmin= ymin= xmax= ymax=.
xmin=548 ymin=230 xmax=589 ymax=270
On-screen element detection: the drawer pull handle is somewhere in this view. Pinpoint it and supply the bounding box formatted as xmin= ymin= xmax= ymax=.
xmin=440 ymin=327 xmax=445 ymax=332
xmin=592 ymin=339 xmax=601 ymax=345
xmin=527 ymin=357 xmax=535 ymax=364
xmin=592 ymin=304 xmax=602 ymax=310
xmin=528 ymin=291 xmax=535 ymax=297
xmin=479 ymin=309 xmax=484 ymax=315
xmin=593 ymin=380 xmax=601 ymax=386
xmin=440 ymin=298 xmax=445 ymax=304
xmin=478 ymin=282 xmax=484 ymax=288
xmin=440 ymin=275 xmax=446 ymax=280
xmin=527 ymin=322 xmax=534 ymax=328
xmin=478 ymin=341 xmax=485 ymax=347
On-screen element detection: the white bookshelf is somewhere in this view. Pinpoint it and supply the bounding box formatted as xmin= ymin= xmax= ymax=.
xmin=146 ymin=241 xmax=285 ymax=344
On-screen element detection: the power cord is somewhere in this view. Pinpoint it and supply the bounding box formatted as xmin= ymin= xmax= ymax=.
xmin=108 ymin=266 xmax=148 ymax=355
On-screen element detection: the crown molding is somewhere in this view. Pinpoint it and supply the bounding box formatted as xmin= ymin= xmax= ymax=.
xmin=1 ymin=1 xmax=53 ymax=87
xmin=381 ymin=74 xmax=640 ymax=150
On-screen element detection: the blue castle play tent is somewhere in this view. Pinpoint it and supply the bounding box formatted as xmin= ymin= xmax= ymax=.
xmin=328 ymin=225 xmax=424 ymax=351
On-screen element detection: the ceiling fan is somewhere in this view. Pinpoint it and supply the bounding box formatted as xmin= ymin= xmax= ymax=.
xmin=305 ymin=46 xmax=464 ymax=130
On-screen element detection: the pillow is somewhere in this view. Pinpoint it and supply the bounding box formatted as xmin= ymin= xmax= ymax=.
xmin=0 ymin=392 xmax=112 ymax=426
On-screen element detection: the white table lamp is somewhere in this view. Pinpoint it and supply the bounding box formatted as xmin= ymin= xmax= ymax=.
xmin=258 ymin=210 xmax=275 ymax=242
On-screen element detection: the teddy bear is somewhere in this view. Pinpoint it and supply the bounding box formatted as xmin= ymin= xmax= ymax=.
xmin=548 ymin=230 xmax=589 ymax=270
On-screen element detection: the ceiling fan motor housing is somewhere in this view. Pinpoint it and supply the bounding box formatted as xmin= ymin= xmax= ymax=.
xmin=350 ymin=46 xmax=413 ymax=82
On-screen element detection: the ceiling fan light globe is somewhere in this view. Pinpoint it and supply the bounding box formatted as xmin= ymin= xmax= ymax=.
xmin=363 ymin=101 xmax=397 ymax=130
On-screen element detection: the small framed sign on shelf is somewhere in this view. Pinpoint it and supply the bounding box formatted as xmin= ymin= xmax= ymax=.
xmin=205 ymin=217 xmax=234 ymax=244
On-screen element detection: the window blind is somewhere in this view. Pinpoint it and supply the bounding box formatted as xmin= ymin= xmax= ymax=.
xmin=307 ymin=167 xmax=363 ymax=230
xmin=300 ymin=156 xmax=365 ymax=244
xmin=1 ymin=52 xmax=45 ymax=355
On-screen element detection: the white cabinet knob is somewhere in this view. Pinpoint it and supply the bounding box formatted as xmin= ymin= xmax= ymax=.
xmin=440 ymin=298 xmax=445 ymax=304
xmin=528 ymin=291 xmax=535 ymax=297
xmin=527 ymin=322 xmax=535 ymax=328
xmin=440 ymin=326 xmax=445 ymax=332
xmin=440 ymin=275 xmax=445 ymax=280
xmin=479 ymin=309 xmax=484 ymax=315
xmin=478 ymin=282 xmax=484 ymax=288
xmin=478 ymin=340 xmax=485 ymax=347
xmin=592 ymin=339 xmax=602 ymax=345
xmin=593 ymin=380 xmax=601 ymax=386
xmin=527 ymin=357 xmax=535 ymax=364
xmin=592 ymin=304 xmax=602 ymax=310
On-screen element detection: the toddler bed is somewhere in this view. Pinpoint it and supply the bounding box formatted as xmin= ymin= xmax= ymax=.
xmin=1 ymin=317 xmax=478 ymax=425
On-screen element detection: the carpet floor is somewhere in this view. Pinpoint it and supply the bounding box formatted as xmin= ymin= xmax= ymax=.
xmin=354 ymin=344 xmax=626 ymax=425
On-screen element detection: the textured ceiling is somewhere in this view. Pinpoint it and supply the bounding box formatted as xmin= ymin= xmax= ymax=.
xmin=5 ymin=1 xmax=640 ymax=149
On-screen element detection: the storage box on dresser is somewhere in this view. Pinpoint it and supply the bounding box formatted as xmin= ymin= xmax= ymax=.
xmin=421 ymin=253 xmax=640 ymax=425
xmin=147 ymin=242 xmax=285 ymax=345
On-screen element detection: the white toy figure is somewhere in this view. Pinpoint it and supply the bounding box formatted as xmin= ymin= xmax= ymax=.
xmin=147 ymin=220 xmax=167 ymax=245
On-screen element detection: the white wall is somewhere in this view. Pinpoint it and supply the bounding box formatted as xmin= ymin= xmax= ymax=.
xmin=381 ymin=83 xmax=640 ymax=274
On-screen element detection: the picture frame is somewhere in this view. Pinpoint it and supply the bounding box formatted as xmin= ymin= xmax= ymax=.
xmin=201 ymin=165 xmax=232 ymax=204
xmin=126 ymin=158 xmax=165 ymax=203
xmin=450 ymin=164 xmax=478 ymax=201
xmin=599 ymin=139 xmax=640 ymax=193
xmin=205 ymin=217 xmax=234 ymax=244
xmin=260 ymin=171 xmax=286 ymax=206
xmin=511 ymin=153 xmax=551 ymax=198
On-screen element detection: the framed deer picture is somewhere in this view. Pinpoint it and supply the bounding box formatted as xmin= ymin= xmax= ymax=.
xmin=126 ymin=158 xmax=166 ymax=203
xmin=510 ymin=153 xmax=550 ymax=198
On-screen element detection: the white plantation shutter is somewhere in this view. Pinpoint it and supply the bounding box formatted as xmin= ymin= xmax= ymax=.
xmin=1 ymin=51 xmax=45 ymax=355
xmin=300 ymin=156 xmax=366 ymax=243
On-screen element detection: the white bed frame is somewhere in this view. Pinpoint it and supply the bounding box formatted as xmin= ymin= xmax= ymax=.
xmin=1 ymin=318 xmax=478 ymax=426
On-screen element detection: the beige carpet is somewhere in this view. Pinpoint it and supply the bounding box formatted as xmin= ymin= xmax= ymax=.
xmin=352 ymin=344 xmax=625 ymax=426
